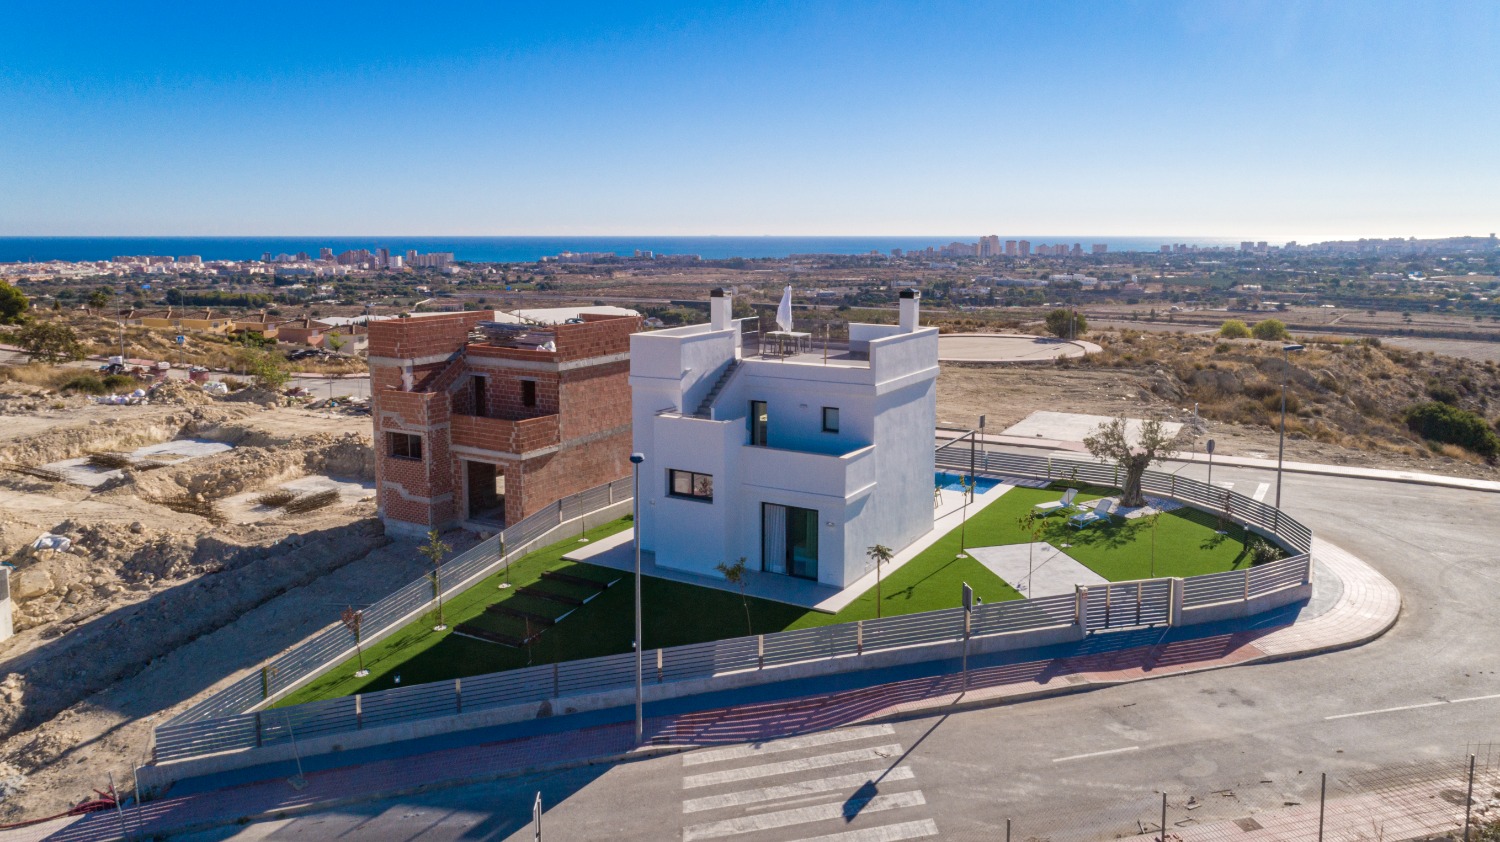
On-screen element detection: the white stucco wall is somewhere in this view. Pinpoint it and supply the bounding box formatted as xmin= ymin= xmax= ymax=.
xmin=628 ymin=315 xmax=938 ymax=592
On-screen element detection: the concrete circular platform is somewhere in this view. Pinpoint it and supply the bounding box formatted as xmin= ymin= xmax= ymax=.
xmin=937 ymin=333 xmax=1100 ymax=363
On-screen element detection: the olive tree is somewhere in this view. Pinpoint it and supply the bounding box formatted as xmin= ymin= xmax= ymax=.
xmin=1082 ymin=415 xmax=1178 ymax=508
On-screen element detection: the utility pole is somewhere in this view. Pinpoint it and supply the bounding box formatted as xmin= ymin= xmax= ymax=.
xmin=630 ymin=452 xmax=645 ymax=745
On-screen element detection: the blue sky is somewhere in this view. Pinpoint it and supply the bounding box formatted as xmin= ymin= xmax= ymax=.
xmin=1 ymin=1 xmax=1496 ymax=239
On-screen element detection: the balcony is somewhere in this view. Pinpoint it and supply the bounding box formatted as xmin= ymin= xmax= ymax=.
xmin=451 ymin=413 xmax=560 ymax=455
xmin=741 ymin=442 xmax=876 ymax=500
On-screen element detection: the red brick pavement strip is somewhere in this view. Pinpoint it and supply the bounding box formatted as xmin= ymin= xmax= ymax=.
xmin=32 ymin=630 xmax=1285 ymax=842
xmin=29 ymin=540 xmax=1398 ymax=842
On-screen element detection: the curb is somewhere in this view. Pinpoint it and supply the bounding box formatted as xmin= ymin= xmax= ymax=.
xmin=135 ymin=743 xmax=696 ymax=841
xmin=133 ymin=599 xmax=1402 ymax=842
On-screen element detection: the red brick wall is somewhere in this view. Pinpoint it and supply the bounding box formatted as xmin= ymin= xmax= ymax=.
xmin=557 ymin=360 xmax=631 ymax=441
xmin=367 ymin=312 xmax=484 ymax=359
xmin=507 ymin=427 xmax=633 ymax=523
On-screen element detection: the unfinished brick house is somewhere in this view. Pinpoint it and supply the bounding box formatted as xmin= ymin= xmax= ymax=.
xmin=368 ymin=311 xmax=641 ymax=536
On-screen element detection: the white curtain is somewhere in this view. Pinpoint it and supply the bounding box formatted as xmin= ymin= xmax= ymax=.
xmin=763 ymin=504 xmax=787 ymax=574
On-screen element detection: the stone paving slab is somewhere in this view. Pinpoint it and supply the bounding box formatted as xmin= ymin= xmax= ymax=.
xmin=967 ymin=542 xmax=1105 ymax=598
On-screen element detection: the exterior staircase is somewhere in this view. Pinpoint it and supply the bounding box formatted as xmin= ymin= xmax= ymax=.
xmin=694 ymin=359 xmax=741 ymax=418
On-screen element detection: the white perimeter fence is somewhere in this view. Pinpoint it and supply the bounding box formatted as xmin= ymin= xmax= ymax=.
xmin=152 ymin=447 xmax=1311 ymax=764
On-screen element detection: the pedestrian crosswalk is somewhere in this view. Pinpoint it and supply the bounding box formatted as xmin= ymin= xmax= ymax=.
xmin=679 ymin=724 xmax=937 ymax=841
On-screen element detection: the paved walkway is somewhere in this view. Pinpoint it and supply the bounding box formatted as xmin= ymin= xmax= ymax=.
xmin=13 ymin=537 xmax=1401 ymax=842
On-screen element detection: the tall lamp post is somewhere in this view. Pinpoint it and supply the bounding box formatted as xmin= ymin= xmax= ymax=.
xmin=630 ymin=452 xmax=645 ymax=746
xmin=1275 ymin=343 xmax=1304 ymax=511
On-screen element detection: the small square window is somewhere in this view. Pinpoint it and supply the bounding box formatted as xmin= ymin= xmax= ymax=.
xmin=822 ymin=407 xmax=840 ymax=433
xmin=667 ymin=469 xmax=713 ymax=502
xmin=390 ymin=432 xmax=423 ymax=460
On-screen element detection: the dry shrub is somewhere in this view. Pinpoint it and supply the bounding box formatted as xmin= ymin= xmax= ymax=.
xmin=0 ymin=365 xmax=76 ymax=390
xmin=255 ymin=489 xmax=297 ymax=508
xmin=283 ymin=489 xmax=339 ymax=514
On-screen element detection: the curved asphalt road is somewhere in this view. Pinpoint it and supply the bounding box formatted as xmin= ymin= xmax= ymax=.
xmin=176 ymin=457 xmax=1499 ymax=842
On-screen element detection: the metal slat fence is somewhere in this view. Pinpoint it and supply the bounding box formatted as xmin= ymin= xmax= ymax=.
xmin=153 ymin=449 xmax=1313 ymax=763
xmin=165 ymin=478 xmax=632 ymax=728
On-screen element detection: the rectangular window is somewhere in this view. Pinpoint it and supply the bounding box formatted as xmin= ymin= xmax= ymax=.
xmin=749 ymin=400 xmax=768 ymax=446
xmin=667 ymin=469 xmax=713 ymax=501
xmin=521 ymin=379 xmax=537 ymax=407
xmin=389 ymin=432 xmax=423 ymax=460
xmin=822 ymin=406 xmax=839 ymax=433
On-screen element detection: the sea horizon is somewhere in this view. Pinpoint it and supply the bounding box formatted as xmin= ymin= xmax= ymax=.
xmin=0 ymin=235 xmax=1252 ymax=264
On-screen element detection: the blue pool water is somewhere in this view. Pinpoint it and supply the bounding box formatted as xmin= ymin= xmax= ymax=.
xmin=935 ymin=472 xmax=1002 ymax=493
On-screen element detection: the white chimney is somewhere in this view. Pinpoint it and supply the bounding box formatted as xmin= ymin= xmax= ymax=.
xmin=710 ymin=287 xmax=732 ymax=331
xmin=899 ymin=289 xmax=921 ymax=333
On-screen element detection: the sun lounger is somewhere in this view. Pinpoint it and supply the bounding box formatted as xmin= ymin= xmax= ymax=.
xmin=1032 ymin=487 xmax=1078 ymax=515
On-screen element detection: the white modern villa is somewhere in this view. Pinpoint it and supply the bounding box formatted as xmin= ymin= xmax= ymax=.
xmin=629 ymin=288 xmax=939 ymax=590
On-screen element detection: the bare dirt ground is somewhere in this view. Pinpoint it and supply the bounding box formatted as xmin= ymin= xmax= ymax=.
xmin=0 ymin=383 xmax=476 ymax=822
xmin=936 ymin=330 xmax=1500 ymax=481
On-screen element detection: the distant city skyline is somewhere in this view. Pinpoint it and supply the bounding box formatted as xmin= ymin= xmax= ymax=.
xmin=1 ymin=1 xmax=1496 ymax=238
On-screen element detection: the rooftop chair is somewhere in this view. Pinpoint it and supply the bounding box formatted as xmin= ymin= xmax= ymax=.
xmin=1032 ymin=487 xmax=1078 ymax=516
xmin=1068 ymin=497 xmax=1115 ymax=529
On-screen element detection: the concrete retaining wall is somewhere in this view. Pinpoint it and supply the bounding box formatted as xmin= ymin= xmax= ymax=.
xmin=1179 ymin=581 xmax=1313 ymax=626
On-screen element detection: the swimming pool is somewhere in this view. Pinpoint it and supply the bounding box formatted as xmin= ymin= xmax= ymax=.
xmin=934 ymin=471 xmax=1002 ymax=493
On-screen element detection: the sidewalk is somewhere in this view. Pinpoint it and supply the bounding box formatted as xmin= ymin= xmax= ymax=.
xmin=938 ymin=427 xmax=1500 ymax=494
xmin=16 ymin=538 xmax=1399 ymax=842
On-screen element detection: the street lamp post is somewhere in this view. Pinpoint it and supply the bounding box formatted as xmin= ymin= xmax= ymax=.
xmin=1275 ymin=344 xmax=1304 ymax=511
xmin=630 ymin=452 xmax=645 ymax=746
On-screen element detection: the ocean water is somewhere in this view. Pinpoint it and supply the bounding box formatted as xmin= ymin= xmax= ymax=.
xmin=0 ymin=235 xmax=1243 ymax=264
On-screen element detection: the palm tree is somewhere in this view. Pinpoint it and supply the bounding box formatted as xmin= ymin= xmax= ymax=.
xmin=716 ymin=557 xmax=753 ymax=636
xmin=420 ymin=530 xmax=452 ymax=631
xmin=866 ymin=544 xmax=894 ymax=618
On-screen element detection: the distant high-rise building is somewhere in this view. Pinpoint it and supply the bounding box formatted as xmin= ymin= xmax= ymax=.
xmin=1004 ymin=240 xmax=1017 ymax=256
xmin=979 ymin=235 xmax=1000 ymax=257
xmin=1092 ymin=243 xmax=1107 ymax=254
xmin=261 ymin=252 xmax=272 ymax=262
xmin=376 ymin=247 xmax=390 ymax=269
xmin=891 ymin=248 xmax=903 ymax=257
xmin=406 ymin=249 xmax=419 ymax=263
xmin=1240 ymin=241 xmax=1255 ymax=252
xmin=1018 ymin=240 xmax=1031 ymax=257
xmin=178 ymin=255 xmax=203 ymax=265
xmin=1071 ymin=243 xmax=1083 ymax=256
xmin=319 ymin=247 xmax=333 ymax=261
xmin=1160 ymin=245 xmax=1171 ymax=253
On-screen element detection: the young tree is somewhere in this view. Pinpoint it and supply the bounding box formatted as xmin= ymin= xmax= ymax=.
xmin=340 ymin=607 xmax=369 ymax=677
xmin=239 ymin=347 xmax=290 ymax=390
xmin=1251 ymin=318 xmax=1291 ymax=341
xmin=420 ymin=530 xmax=453 ymax=630
xmin=1218 ymin=319 xmax=1252 ymax=339
xmin=1016 ymin=511 xmax=1044 ymax=597
xmin=0 ymin=281 xmax=28 ymax=324
xmin=86 ymin=287 xmax=113 ymax=310
xmin=866 ymin=544 xmax=894 ymax=618
xmin=1044 ymin=308 xmax=1087 ymax=339
xmin=16 ymin=320 xmax=86 ymax=363
xmin=326 ymin=332 xmax=347 ymax=355
xmin=715 ymin=557 xmax=754 ymax=636
xmin=1082 ymin=415 xmax=1178 ymax=508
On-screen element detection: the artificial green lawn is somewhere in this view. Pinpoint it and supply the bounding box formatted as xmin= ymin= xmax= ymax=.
xmin=278 ymin=484 xmax=1259 ymax=705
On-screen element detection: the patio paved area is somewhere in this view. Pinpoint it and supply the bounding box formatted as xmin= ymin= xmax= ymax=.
xmin=967 ymin=542 xmax=1105 ymax=598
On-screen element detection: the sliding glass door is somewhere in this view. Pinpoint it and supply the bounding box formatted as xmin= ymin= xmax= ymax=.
xmin=762 ymin=503 xmax=818 ymax=581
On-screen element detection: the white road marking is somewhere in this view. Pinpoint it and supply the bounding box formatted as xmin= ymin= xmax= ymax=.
xmin=683 ymin=725 xmax=897 ymax=766
xmin=682 ymin=791 xmax=926 ymax=840
xmin=1051 ymin=746 xmax=1140 ymax=763
xmin=1325 ymin=701 xmax=1447 ymax=721
xmin=1252 ymin=482 xmax=1270 ymax=502
xmin=683 ymin=767 xmax=916 ymax=813
xmin=789 ymin=819 xmax=940 ymax=842
xmin=683 ymin=745 xmax=904 ymax=789
xmin=1326 ymin=693 xmax=1500 ymax=720
xmin=1450 ymin=692 xmax=1500 ymax=705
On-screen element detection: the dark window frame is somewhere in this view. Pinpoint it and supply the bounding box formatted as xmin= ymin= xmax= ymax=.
xmin=749 ymin=399 xmax=768 ymax=446
xmin=822 ymin=406 xmax=839 ymax=433
xmin=389 ymin=431 xmax=424 ymax=460
xmin=667 ymin=469 xmax=714 ymax=502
